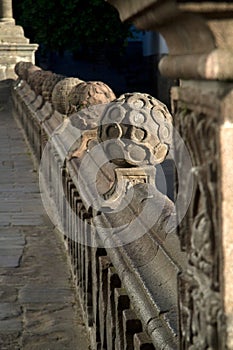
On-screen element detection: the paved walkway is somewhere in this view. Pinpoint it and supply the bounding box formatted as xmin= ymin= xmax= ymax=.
xmin=0 ymin=96 xmax=90 ymax=349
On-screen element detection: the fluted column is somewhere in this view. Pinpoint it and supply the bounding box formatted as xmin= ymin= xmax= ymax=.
xmin=107 ymin=0 xmax=233 ymax=349
xmin=0 ymin=0 xmax=14 ymax=23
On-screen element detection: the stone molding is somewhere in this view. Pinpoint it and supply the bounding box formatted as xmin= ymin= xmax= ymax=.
xmin=108 ymin=0 xmax=233 ymax=80
xmin=0 ymin=24 xmax=28 ymax=43
xmin=0 ymin=43 xmax=38 ymax=80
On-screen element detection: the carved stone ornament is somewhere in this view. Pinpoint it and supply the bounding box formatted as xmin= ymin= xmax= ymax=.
xmin=98 ymin=93 xmax=173 ymax=167
xmin=42 ymin=73 xmax=65 ymax=102
xmin=14 ymin=61 xmax=34 ymax=81
xmin=174 ymin=105 xmax=225 ymax=350
xmin=27 ymin=70 xmax=53 ymax=96
xmin=68 ymin=81 xmax=116 ymax=115
xmin=69 ymin=104 xmax=108 ymax=131
xmin=67 ymin=92 xmax=173 ymax=210
xmin=25 ymin=65 xmax=41 ymax=83
xmin=14 ymin=63 xmax=41 ymax=83
xmin=51 ymin=77 xmax=83 ymax=115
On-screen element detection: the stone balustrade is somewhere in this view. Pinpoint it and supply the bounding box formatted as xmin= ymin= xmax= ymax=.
xmin=11 ymin=61 xmax=184 ymax=349
xmin=6 ymin=0 xmax=233 ymax=348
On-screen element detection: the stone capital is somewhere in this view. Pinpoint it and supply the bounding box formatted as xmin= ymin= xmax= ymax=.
xmin=108 ymin=0 xmax=233 ymax=80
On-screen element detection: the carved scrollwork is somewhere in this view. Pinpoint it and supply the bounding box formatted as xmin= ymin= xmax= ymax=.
xmin=174 ymin=106 xmax=225 ymax=349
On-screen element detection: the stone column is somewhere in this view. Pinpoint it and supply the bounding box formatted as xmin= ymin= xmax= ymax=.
xmin=107 ymin=0 xmax=233 ymax=348
xmin=0 ymin=0 xmax=38 ymax=81
xmin=0 ymin=0 xmax=14 ymax=23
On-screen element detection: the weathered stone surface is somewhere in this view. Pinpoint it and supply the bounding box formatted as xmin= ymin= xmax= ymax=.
xmin=28 ymin=70 xmax=53 ymax=96
xmin=123 ymin=309 xmax=142 ymax=349
xmin=170 ymin=83 xmax=226 ymax=349
xmin=52 ymin=77 xmax=83 ymax=115
xmin=0 ymin=0 xmax=14 ymax=23
xmin=11 ymin=56 xmax=182 ymax=349
xmin=109 ymin=0 xmax=233 ymax=80
xmin=107 ymin=1 xmax=233 ymax=348
xmin=15 ymin=61 xmax=33 ymax=81
xmin=98 ymin=92 xmax=172 ymax=167
xmin=114 ymin=288 xmax=130 ymax=350
xmin=0 ymin=24 xmax=28 ymax=43
xmin=0 ymin=0 xmax=38 ymax=81
xmin=0 ymin=96 xmax=90 ymax=349
xmin=221 ymin=118 xmax=233 ymax=349
xmin=25 ymin=65 xmax=41 ymax=82
xmin=68 ymin=80 xmax=116 ymax=115
xmin=0 ymin=44 xmax=38 ymax=81
xmin=42 ymin=73 xmax=65 ymax=102
xmin=0 ymin=304 xmax=22 ymax=321
xmin=0 ymin=47 xmax=38 ymax=81
xmin=133 ymin=332 xmax=155 ymax=350
xmin=106 ymin=266 xmax=121 ymax=350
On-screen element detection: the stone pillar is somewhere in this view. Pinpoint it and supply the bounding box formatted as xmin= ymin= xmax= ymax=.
xmin=107 ymin=0 xmax=233 ymax=348
xmin=0 ymin=0 xmax=14 ymax=23
xmin=0 ymin=0 xmax=38 ymax=81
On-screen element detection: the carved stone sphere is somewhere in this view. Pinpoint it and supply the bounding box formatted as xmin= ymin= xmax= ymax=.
xmin=68 ymin=81 xmax=116 ymax=115
xmin=15 ymin=61 xmax=33 ymax=81
xmin=69 ymin=104 xmax=107 ymax=131
xmin=42 ymin=73 xmax=65 ymax=102
xmin=51 ymin=77 xmax=83 ymax=115
xmin=98 ymin=93 xmax=173 ymax=166
xmin=26 ymin=65 xmax=42 ymax=83
xmin=28 ymin=70 xmax=53 ymax=96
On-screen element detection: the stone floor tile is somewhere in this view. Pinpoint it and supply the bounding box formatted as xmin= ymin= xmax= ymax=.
xmin=0 ymin=96 xmax=90 ymax=349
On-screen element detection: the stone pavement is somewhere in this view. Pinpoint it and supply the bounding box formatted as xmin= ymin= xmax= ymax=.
xmin=0 ymin=95 xmax=90 ymax=349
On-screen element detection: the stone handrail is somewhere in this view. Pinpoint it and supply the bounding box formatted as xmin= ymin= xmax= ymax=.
xmin=11 ymin=61 xmax=185 ymax=349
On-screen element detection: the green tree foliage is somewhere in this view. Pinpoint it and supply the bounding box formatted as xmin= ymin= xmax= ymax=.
xmin=13 ymin=0 xmax=131 ymax=53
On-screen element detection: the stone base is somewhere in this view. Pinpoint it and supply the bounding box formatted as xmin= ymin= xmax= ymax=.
xmin=0 ymin=23 xmax=38 ymax=81
xmin=0 ymin=24 xmax=29 ymax=43
xmin=0 ymin=43 xmax=38 ymax=80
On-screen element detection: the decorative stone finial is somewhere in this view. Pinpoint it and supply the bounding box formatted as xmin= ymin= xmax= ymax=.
xmin=51 ymin=77 xmax=83 ymax=115
xmin=68 ymin=81 xmax=116 ymax=115
xmin=15 ymin=61 xmax=34 ymax=81
xmin=67 ymin=93 xmax=173 ymax=212
xmin=98 ymin=93 xmax=172 ymax=166
xmin=27 ymin=70 xmax=53 ymax=96
xmin=42 ymin=73 xmax=65 ymax=102
xmin=25 ymin=65 xmax=41 ymax=82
